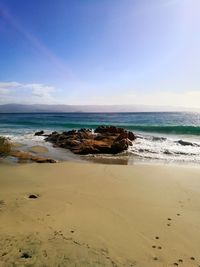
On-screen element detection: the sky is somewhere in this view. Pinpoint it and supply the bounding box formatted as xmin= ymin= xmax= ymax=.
xmin=0 ymin=0 xmax=200 ymax=108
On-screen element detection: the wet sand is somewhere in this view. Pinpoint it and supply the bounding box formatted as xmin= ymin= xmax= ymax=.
xmin=0 ymin=162 xmax=200 ymax=266
xmin=28 ymin=145 xmax=49 ymax=154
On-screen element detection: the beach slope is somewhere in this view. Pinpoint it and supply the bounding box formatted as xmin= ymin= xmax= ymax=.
xmin=0 ymin=162 xmax=200 ymax=266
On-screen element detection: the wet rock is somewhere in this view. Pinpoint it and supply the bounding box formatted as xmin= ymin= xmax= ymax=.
xmin=45 ymin=126 xmax=136 ymax=155
xmin=95 ymin=125 xmax=125 ymax=134
xmin=34 ymin=130 xmax=44 ymax=136
xmin=71 ymin=140 xmax=112 ymax=155
xmin=115 ymin=132 xmax=129 ymax=141
xmin=152 ymin=136 xmax=167 ymax=141
xmin=164 ymin=149 xmax=172 ymax=155
xmin=10 ymin=150 xmax=57 ymax=163
xmin=128 ymin=131 xmax=136 ymax=141
xmin=34 ymin=157 xmax=57 ymax=163
xmin=95 ymin=126 xmax=135 ymax=141
xmin=111 ymin=139 xmax=129 ymax=153
xmin=176 ymin=140 xmax=200 ymax=147
xmin=45 ymin=132 xmax=59 ymax=142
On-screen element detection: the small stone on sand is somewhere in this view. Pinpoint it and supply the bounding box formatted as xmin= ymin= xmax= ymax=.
xmin=28 ymin=194 xmax=38 ymax=199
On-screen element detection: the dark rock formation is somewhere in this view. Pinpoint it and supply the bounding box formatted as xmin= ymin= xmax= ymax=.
xmin=176 ymin=140 xmax=200 ymax=147
xmin=34 ymin=130 xmax=44 ymax=136
xmin=95 ymin=125 xmax=125 ymax=134
xmin=44 ymin=126 xmax=136 ymax=155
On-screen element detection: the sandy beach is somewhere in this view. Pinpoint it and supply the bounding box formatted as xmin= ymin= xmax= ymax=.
xmin=0 ymin=162 xmax=200 ymax=267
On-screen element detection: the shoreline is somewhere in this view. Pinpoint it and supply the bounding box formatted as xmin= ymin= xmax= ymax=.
xmin=1 ymin=162 xmax=200 ymax=266
xmin=1 ymin=124 xmax=200 ymax=165
xmin=1 ymin=121 xmax=200 ymax=166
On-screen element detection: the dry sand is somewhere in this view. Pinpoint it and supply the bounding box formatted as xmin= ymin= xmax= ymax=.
xmin=0 ymin=162 xmax=200 ymax=267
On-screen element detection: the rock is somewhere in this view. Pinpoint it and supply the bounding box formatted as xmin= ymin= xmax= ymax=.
xmin=0 ymin=136 xmax=11 ymax=157
xmin=95 ymin=126 xmax=136 ymax=141
xmin=111 ymin=139 xmax=129 ymax=153
xmin=10 ymin=150 xmax=57 ymax=163
xmin=45 ymin=125 xmax=136 ymax=155
xmin=45 ymin=132 xmax=59 ymax=142
xmin=152 ymin=136 xmax=167 ymax=141
xmin=177 ymin=140 xmax=199 ymax=147
xmin=33 ymin=157 xmax=57 ymax=163
xmin=34 ymin=130 xmax=44 ymax=136
xmin=60 ymin=139 xmax=81 ymax=148
xmin=128 ymin=131 xmax=136 ymax=141
xmin=80 ymin=128 xmax=92 ymax=133
xmin=115 ymin=132 xmax=129 ymax=141
xmin=95 ymin=125 xmax=125 ymax=134
xmin=164 ymin=150 xmax=172 ymax=155
xmin=128 ymin=140 xmax=133 ymax=146
xmin=28 ymin=194 xmax=38 ymax=199
xmin=77 ymin=131 xmax=92 ymax=140
xmin=71 ymin=140 xmax=113 ymax=155
xmin=94 ymin=134 xmax=116 ymax=142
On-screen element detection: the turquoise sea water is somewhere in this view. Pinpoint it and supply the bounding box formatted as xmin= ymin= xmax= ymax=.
xmin=1 ymin=112 xmax=200 ymax=164
xmin=1 ymin=112 xmax=200 ymax=135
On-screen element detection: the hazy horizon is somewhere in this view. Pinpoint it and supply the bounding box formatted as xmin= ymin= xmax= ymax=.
xmin=0 ymin=103 xmax=199 ymax=113
xmin=0 ymin=0 xmax=200 ymax=108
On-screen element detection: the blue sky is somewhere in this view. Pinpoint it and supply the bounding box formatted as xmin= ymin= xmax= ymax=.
xmin=0 ymin=0 xmax=200 ymax=108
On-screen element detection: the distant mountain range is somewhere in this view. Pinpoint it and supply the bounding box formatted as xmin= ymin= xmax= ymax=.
xmin=0 ymin=104 xmax=196 ymax=113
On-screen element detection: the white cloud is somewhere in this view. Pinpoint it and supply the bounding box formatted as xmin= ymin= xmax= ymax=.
xmin=0 ymin=88 xmax=9 ymax=95
xmin=22 ymin=83 xmax=55 ymax=98
xmin=1 ymin=81 xmax=200 ymax=110
xmin=0 ymin=81 xmax=56 ymax=104
xmin=0 ymin=82 xmax=21 ymax=88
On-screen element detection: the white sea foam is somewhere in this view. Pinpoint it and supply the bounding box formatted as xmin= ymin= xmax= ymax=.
xmin=2 ymin=130 xmax=200 ymax=165
xmin=128 ymin=135 xmax=200 ymax=164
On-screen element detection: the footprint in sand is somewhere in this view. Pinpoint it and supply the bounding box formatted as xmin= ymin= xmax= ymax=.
xmin=1 ymin=252 xmax=7 ymax=257
xmin=152 ymin=245 xmax=162 ymax=249
xmin=21 ymin=252 xmax=32 ymax=259
xmin=190 ymin=256 xmax=195 ymax=261
xmin=0 ymin=200 xmax=5 ymax=208
xmin=167 ymin=223 xmax=171 ymax=226
xmin=178 ymin=259 xmax=183 ymax=263
xmin=155 ymin=236 xmax=159 ymax=240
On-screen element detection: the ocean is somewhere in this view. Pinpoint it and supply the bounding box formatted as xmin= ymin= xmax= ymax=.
xmin=1 ymin=112 xmax=200 ymax=165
